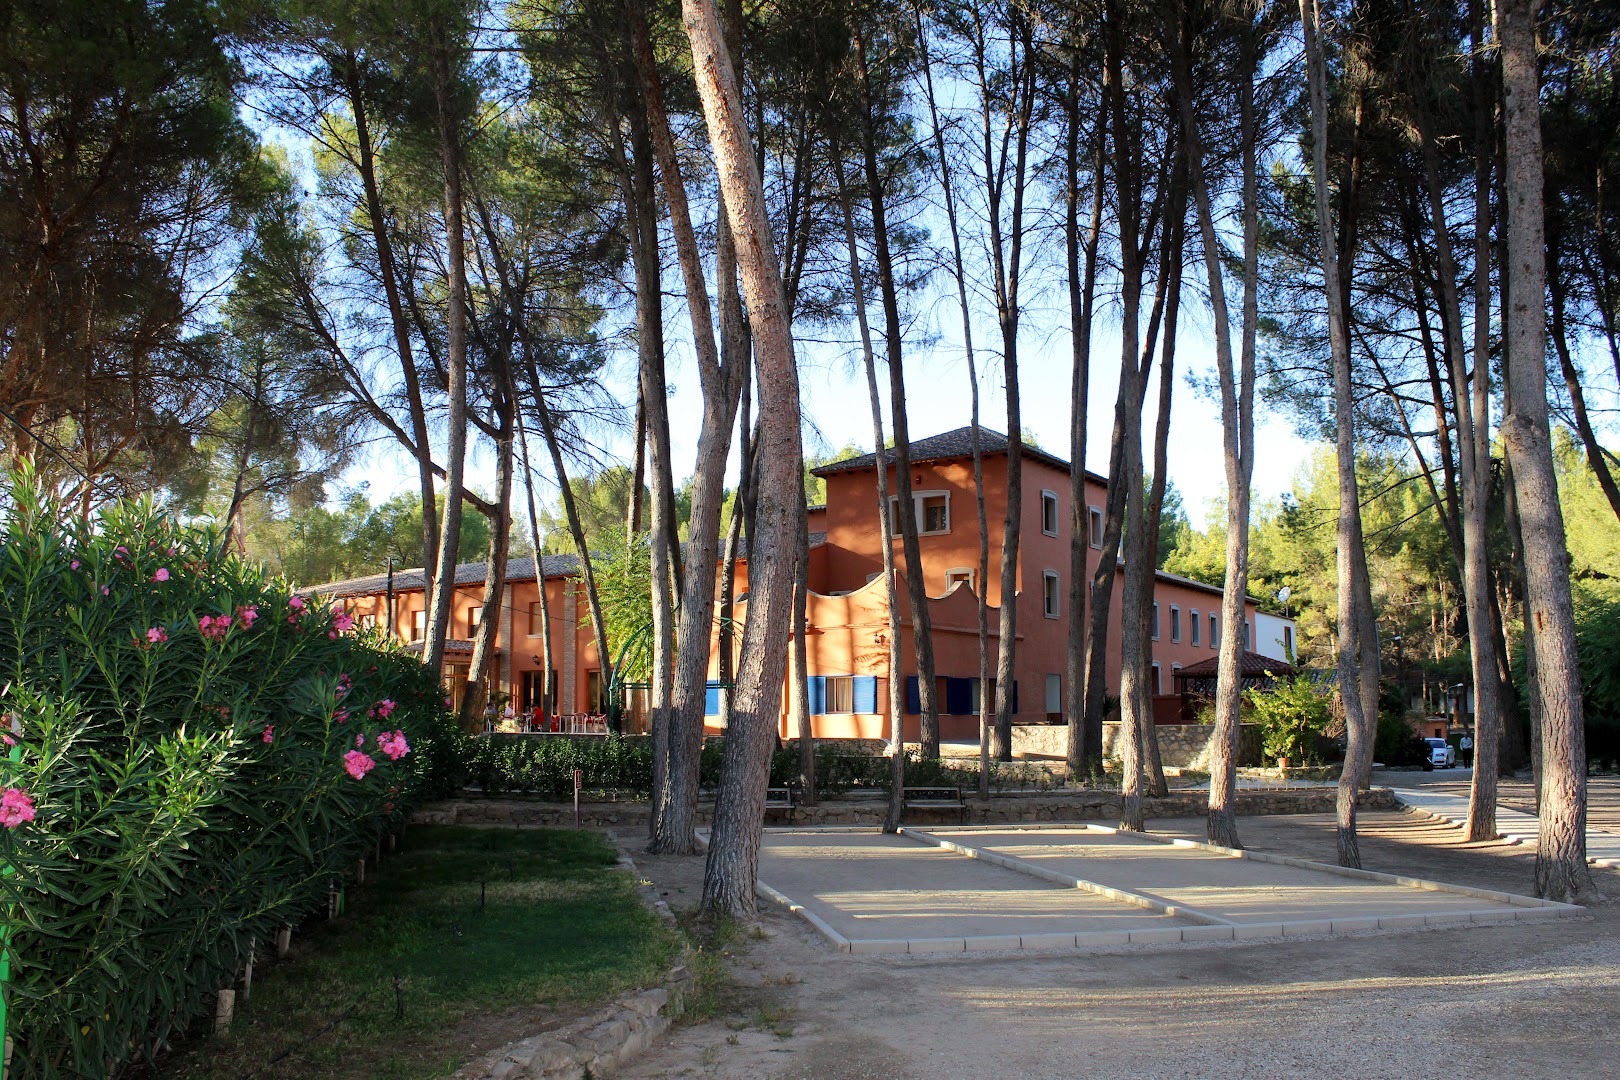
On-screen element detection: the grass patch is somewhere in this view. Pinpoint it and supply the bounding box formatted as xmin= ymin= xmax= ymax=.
xmin=160 ymin=827 xmax=680 ymax=1080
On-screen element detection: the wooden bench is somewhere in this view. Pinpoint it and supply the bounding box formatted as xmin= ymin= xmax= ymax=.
xmin=902 ymin=786 xmax=968 ymax=824
xmin=764 ymin=786 xmax=797 ymax=825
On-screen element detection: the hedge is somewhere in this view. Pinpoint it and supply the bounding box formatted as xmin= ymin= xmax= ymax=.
xmin=457 ymin=734 xmax=1058 ymax=797
xmin=0 ymin=479 xmax=458 ymax=1079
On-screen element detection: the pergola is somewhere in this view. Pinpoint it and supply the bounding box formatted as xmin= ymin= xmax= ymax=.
xmin=1172 ymin=651 xmax=1295 ymax=722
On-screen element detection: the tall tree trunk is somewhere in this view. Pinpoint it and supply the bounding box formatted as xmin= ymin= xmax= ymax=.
xmin=516 ymin=407 xmax=554 ymax=720
xmin=1300 ymin=0 xmax=1373 ymax=868
xmin=1411 ymin=88 xmax=1502 ymax=837
xmin=835 ymin=150 xmax=908 ymax=833
xmin=685 ymin=0 xmax=805 ymax=919
xmin=345 ymin=58 xmax=438 ymax=586
xmin=423 ymin=35 xmax=470 ymax=673
xmin=794 ymin=474 xmax=815 ymax=801
xmin=629 ymin=0 xmax=745 ymax=855
xmin=530 ymin=380 xmax=613 ymax=717
xmin=1173 ymin=6 xmax=1259 ymax=848
xmin=852 ymin=27 xmax=940 ymax=759
xmin=460 ymin=394 xmax=515 ymax=729
xmin=917 ymin=5 xmax=991 ymax=795
xmin=1067 ymin=80 xmax=1106 ymax=782
xmin=1496 ymin=0 xmax=1596 ymax=904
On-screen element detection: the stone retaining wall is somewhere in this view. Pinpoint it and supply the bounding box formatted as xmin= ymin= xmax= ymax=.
xmin=1011 ymin=722 xmax=1263 ymax=768
xmin=417 ymin=785 xmax=1394 ymax=830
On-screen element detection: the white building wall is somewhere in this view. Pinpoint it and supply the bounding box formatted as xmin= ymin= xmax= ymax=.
xmin=1253 ymin=611 xmax=1297 ymax=663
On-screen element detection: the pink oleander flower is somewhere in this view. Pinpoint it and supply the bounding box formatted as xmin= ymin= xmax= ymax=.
xmin=343 ymin=750 xmax=376 ymax=780
xmin=198 ymin=614 xmax=233 ymax=641
xmin=167 ymin=545 xmax=177 ymax=556
xmin=384 ymin=801 xmax=395 ymax=812
xmin=444 ymin=697 xmax=453 ymax=708
xmin=288 ymin=595 xmax=306 ymax=611
xmin=236 ymin=604 xmax=259 ymax=629
xmin=333 ymin=708 xmax=349 ymax=724
xmin=152 ymin=568 xmax=169 ymax=582
xmin=100 ymin=585 xmax=110 ymax=596
xmin=114 ymin=545 xmax=130 ymax=560
xmin=332 ymin=611 xmax=355 ymax=634
xmin=371 ymin=699 xmax=397 ymax=720
xmin=0 ymin=788 xmax=35 ymax=829
xmin=356 ymin=733 xmax=365 ymax=748
xmin=70 ymin=560 xmax=80 ymax=570
xmin=146 ymin=627 xmax=168 ymax=644
xmin=2 ymin=733 xmax=14 ymax=748
xmin=262 ymin=725 xmax=274 ymax=744
xmin=377 ymin=729 xmax=411 ymax=762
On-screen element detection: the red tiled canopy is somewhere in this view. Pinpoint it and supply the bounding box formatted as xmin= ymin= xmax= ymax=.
xmin=1174 ymin=651 xmax=1294 ymax=679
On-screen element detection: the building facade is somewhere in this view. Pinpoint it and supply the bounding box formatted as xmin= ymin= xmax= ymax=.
xmin=314 ymin=428 xmax=1294 ymax=740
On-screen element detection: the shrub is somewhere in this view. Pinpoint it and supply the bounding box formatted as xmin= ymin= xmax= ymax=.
xmin=0 ymin=480 xmax=456 ymax=1079
xmin=1245 ymin=675 xmax=1334 ymax=764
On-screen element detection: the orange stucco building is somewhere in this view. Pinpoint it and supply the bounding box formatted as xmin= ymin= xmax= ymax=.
xmin=313 ymin=427 xmax=1291 ymax=741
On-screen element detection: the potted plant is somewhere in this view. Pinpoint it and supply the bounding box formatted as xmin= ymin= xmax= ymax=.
xmin=1248 ymin=675 xmax=1334 ymax=771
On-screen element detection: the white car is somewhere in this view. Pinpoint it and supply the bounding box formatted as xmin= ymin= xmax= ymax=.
xmin=1423 ymin=737 xmax=1456 ymax=770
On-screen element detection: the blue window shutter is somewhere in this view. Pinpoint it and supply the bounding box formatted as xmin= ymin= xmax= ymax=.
xmin=946 ymin=677 xmax=972 ymax=716
xmin=904 ymin=676 xmax=920 ymax=715
xmin=808 ymin=676 xmax=826 ymax=716
xmin=704 ymin=682 xmax=721 ymax=716
xmin=852 ymin=675 xmax=877 ymax=713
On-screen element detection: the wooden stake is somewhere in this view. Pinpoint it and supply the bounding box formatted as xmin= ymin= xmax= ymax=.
xmin=355 ymin=858 xmax=365 ymax=885
xmin=214 ymin=989 xmax=235 ymax=1033
xmin=275 ymin=926 xmax=291 ymax=957
xmin=241 ymin=945 xmax=254 ymax=1003
xmin=328 ymin=886 xmax=339 ymax=921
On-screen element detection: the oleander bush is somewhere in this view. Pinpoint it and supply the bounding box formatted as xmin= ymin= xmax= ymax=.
xmin=0 ymin=478 xmax=458 ymax=1079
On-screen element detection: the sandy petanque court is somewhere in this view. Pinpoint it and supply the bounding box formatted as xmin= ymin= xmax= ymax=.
xmin=753 ymin=823 xmax=1579 ymax=954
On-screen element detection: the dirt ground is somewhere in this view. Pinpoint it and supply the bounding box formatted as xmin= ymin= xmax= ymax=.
xmin=617 ymin=804 xmax=1620 ymax=1080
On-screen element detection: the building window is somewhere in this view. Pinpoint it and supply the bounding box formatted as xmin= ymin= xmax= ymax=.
xmin=1190 ymin=609 xmax=1201 ymax=646
xmin=1170 ymin=605 xmax=1181 ymax=643
xmin=1284 ymin=625 xmax=1294 ymax=658
xmin=585 ymin=669 xmax=606 ymax=713
xmin=1043 ymin=571 xmax=1060 ymax=618
xmin=1151 ymin=602 xmax=1160 ymax=640
xmin=412 ymin=609 xmax=427 ymax=641
xmin=1088 ymin=505 xmax=1104 ymax=548
xmin=468 ymin=606 xmax=483 ymax=638
xmin=1041 ymin=490 xmax=1060 ymax=536
xmin=945 ymin=567 xmax=975 ymax=592
xmin=889 ymin=490 xmax=951 ymax=536
xmin=1045 ymin=673 xmax=1061 ymax=717
xmin=1243 ymin=620 xmax=1252 ymax=649
xmin=1209 ymin=612 xmax=1218 ymax=648
xmin=528 ymin=602 xmax=548 ymax=636
xmin=1151 ymin=662 xmax=1161 ymax=695
xmin=969 ymin=677 xmax=998 ymax=713
xmin=825 ymin=675 xmax=854 ymax=714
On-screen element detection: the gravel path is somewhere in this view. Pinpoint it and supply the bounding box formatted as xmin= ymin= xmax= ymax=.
xmin=622 ymin=808 xmax=1620 ymax=1079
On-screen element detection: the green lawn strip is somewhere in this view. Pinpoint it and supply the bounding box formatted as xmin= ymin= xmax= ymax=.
xmin=161 ymin=826 xmax=680 ymax=1080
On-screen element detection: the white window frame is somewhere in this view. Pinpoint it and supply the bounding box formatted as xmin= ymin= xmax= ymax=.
xmin=1045 ymin=673 xmax=1061 ymax=714
xmin=1170 ymin=604 xmax=1181 ymax=643
xmin=824 ymin=675 xmax=854 ymax=714
xmin=1190 ymin=608 xmax=1201 ymax=646
xmin=1151 ymin=601 xmax=1160 ymax=640
xmin=1087 ymin=505 xmax=1104 ymax=548
xmin=944 ymin=567 xmax=976 ymax=592
xmin=468 ymin=606 xmax=483 ymax=637
xmin=1040 ymin=490 xmax=1060 ymax=537
xmin=1043 ymin=570 xmax=1061 ymax=619
xmin=411 ymin=609 xmax=427 ymax=641
xmin=1151 ymin=662 xmax=1162 ymax=695
xmin=888 ymin=489 xmax=952 ymax=536
xmin=1210 ymin=612 xmax=1219 ymax=648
